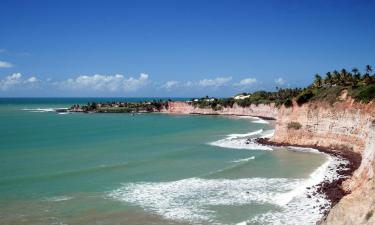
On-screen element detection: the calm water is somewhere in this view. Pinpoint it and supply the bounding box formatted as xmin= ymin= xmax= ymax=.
xmin=0 ymin=98 xmax=328 ymax=225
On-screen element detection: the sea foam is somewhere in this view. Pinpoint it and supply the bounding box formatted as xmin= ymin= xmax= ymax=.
xmin=109 ymin=148 xmax=349 ymax=225
xmin=247 ymin=153 xmax=349 ymax=225
xmin=109 ymin=177 xmax=299 ymax=223
xmin=209 ymin=129 xmax=273 ymax=151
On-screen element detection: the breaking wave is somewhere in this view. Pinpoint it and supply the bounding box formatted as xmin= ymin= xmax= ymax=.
xmin=21 ymin=108 xmax=66 ymax=113
xmin=209 ymin=129 xmax=274 ymax=151
xmin=109 ymin=177 xmax=299 ymax=223
xmin=109 ymin=153 xmax=348 ymax=225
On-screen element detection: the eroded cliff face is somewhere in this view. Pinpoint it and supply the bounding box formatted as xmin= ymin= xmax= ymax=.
xmin=163 ymin=101 xmax=278 ymax=119
xmin=270 ymin=99 xmax=375 ymax=225
xmin=163 ymin=99 xmax=375 ymax=224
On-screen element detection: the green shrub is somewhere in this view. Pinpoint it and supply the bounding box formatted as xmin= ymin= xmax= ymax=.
xmin=287 ymin=122 xmax=302 ymax=130
xmin=311 ymin=86 xmax=344 ymax=104
xmin=296 ymin=90 xmax=314 ymax=106
xmin=283 ymin=98 xmax=293 ymax=108
xmin=352 ymin=84 xmax=375 ymax=103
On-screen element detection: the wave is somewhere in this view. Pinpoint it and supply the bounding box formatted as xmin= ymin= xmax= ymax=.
xmin=21 ymin=108 xmax=67 ymax=112
xmin=43 ymin=196 xmax=73 ymax=202
xmin=285 ymin=146 xmax=321 ymax=154
xmin=260 ymin=129 xmax=275 ymax=138
xmin=232 ymin=156 xmax=255 ymax=163
xmin=109 ymin=152 xmax=349 ymax=225
xmin=209 ymin=129 xmax=273 ymax=151
xmin=109 ymin=177 xmax=299 ymax=223
xmin=226 ymin=129 xmax=264 ymax=138
xmin=252 ymin=118 xmax=269 ymax=124
xmin=247 ymin=155 xmax=349 ymax=225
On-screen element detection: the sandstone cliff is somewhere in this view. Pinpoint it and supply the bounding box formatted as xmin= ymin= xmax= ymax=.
xmin=270 ymin=99 xmax=375 ymax=225
xmin=163 ymin=99 xmax=375 ymax=224
xmin=163 ymin=101 xmax=278 ymax=119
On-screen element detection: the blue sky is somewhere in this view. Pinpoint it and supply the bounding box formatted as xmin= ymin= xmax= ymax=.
xmin=0 ymin=0 xmax=374 ymax=97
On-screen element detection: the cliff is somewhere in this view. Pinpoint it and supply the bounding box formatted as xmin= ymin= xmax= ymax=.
xmin=164 ymin=99 xmax=375 ymax=224
xmin=270 ymin=98 xmax=375 ymax=225
xmin=163 ymin=101 xmax=278 ymax=119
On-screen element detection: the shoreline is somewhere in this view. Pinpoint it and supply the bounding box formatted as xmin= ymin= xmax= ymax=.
xmin=46 ymin=106 xmax=361 ymax=223
xmin=256 ymin=137 xmax=362 ymax=218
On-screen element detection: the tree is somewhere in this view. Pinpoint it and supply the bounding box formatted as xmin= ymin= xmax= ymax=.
xmin=363 ymin=74 xmax=372 ymax=85
xmin=352 ymin=67 xmax=359 ymax=75
xmin=313 ymin=74 xmax=322 ymax=88
xmin=366 ymin=65 xmax=373 ymax=74
xmin=324 ymin=72 xmax=332 ymax=85
xmin=332 ymin=70 xmax=340 ymax=85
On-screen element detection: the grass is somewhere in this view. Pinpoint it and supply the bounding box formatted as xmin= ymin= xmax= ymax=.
xmin=310 ymin=86 xmax=345 ymax=105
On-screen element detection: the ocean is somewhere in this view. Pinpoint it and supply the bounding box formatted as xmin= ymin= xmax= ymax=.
xmin=0 ymin=98 xmax=342 ymax=225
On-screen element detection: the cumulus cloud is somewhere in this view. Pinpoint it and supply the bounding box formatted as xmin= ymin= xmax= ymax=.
xmin=0 ymin=73 xmax=38 ymax=91
xmin=58 ymin=73 xmax=150 ymax=92
xmin=0 ymin=60 xmax=13 ymax=68
xmin=160 ymin=76 xmax=233 ymax=91
xmin=162 ymin=80 xmax=179 ymax=91
xmin=234 ymin=78 xmax=257 ymax=87
xmin=198 ymin=76 xmax=232 ymax=88
xmin=275 ymin=77 xmax=286 ymax=86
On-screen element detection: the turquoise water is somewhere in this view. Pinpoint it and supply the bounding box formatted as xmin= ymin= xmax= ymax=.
xmin=0 ymin=98 xmax=328 ymax=225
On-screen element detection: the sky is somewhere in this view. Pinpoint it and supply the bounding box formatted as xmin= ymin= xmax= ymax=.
xmin=0 ymin=0 xmax=374 ymax=97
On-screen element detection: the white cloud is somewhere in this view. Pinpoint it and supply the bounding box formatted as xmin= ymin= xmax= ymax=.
xmin=27 ymin=76 xmax=38 ymax=83
xmin=198 ymin=76 xmax=232 ymax=88
xmin=59 ymin=73 xmax=150 ymax=92
xmin=0 ymin=60 xmax=13 ymax=68
xmin=234 ymin=78 xmax=257 ymax=87
xmin=162 ymin=80 xmax=179 ymax=91
xmin=275 ymin=77 xmax=286 ymax=85
xmin=0 ymin=73 xmax=39 ymax=91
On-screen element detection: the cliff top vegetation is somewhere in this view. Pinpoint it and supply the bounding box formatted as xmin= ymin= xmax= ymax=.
xmin=193 ymin=64 xmax=375 ymax=109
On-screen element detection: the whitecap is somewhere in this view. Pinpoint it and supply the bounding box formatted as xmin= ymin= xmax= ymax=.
xmin=22 ymin=108 xmax=67 ymax=112
xmin=227 ymin=129 xmax=263 ymax=138
xmin=232 ymin=156 xmax=255 ymax=163
xmin=43 ymin=196 xmax=73 ymax=202
xmin=252 ymin=118 xmax=269 ymax=124
xmin=209 ymin=129 xmax=273 ymax=151
xmin=260 ymin=129 xmax=275 ymax=138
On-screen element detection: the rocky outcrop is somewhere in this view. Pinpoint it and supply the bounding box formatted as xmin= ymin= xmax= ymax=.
xmin=163 ymin=101 xmax=278 ymax=119
xmin=270 ymin=98 xmax=375 ymax=225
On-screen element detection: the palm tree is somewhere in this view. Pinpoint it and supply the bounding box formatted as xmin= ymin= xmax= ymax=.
xmin=366 ymin=65 xmax=373 ymax=74
xmin=351 ymin=68 xmax=361 ymax=86
xmin=325 ymin=72 xmax=332 ymax=85
xmin=332 ymin=70 xmax=340 ymax=85
xmin=313 ymin=74 xmax=322 ymax=88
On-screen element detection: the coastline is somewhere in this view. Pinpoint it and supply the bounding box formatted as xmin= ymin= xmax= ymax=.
xmin=256 ymin=137 xmax=362 ymax=218
xmin=33 ymin=105 xmax=361 ymax=224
